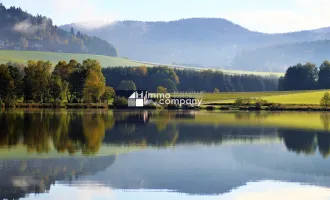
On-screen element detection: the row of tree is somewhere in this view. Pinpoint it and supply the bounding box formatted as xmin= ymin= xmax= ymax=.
xmin=0 ymin=60 xmax=280 ymax=105
xmin=278 ymin=61 xmax=330 ymax=90
xmin=0 ymin=59 xmax=114 ymax=104
xmin=102 ymin=66 xmax=278 ymax=92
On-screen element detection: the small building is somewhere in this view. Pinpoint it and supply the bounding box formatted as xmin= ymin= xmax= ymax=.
xmin=0 ymin=40 xmax=4 ymax=47
xmin=14 ymin=47 xmax=21 ymax=50
xmin=34 ymin=43 xmax=43 ymax=51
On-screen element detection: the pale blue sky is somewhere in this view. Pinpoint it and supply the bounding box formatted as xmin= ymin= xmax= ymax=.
xmin=2 ymin=0 xmax=329 ymax=33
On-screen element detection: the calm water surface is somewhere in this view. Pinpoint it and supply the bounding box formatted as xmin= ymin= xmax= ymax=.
xmin=1 ymin=110 xmax=330 ymax=200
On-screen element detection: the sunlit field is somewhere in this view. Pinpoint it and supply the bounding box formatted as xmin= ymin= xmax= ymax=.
xmin=0 ymin=50 xmax=153 ymax=67
xmin=203 ymin=90 xmax=330 ymax=105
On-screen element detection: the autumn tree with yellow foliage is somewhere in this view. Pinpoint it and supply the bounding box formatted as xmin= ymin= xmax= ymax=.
xmin=82 ymin=59 xmax=106 ymax=103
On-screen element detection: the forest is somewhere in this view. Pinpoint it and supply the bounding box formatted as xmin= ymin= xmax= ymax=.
xmin=4 ymin=58 xmax=330 ymax=107
xmin=0 ymin=59 xmax=114 ymax=105
xmin=0 ymin=60 xmax=279 ymax=106
xmin=102 ymin=67 xmax=278 ymax=93
xmin=0 ymin=4 xmax=118 ymax=56
xmin=279 ymin=60 xmax=330 ymax=91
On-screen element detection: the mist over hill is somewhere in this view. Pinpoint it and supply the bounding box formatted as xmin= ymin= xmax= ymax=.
xmin=0 ymin=4 xmax=118 ymax=57
xmin=61 ymin=18 xmax=330 ymax=72
xmin=232 ymin=40 xmax=330 ymax=72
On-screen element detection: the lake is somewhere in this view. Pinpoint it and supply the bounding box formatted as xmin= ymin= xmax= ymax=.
xmin=1 ymin=109 xmax=330 ymax=200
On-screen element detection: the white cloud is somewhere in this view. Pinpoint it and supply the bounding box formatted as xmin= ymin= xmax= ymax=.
xmin=222 ymin=0 xmax=330 ymax=33
xmin=3 ymin=0 xmax=117 ymax=29
xmin=74 ymin=20 xmax=116 ymax=30
xmin=48 ymin=0 xmax=116 ymax=29
xmin=5 ymin=0 xmax=330 ymax=33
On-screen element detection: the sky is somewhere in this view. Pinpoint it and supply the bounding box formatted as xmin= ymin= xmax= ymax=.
xmin=2 ymin=0 xmax=330 ymax=33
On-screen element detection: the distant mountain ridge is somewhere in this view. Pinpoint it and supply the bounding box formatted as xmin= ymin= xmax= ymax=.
xmin=61 ymin=18 xmax=261 ymax=67
xmin=232 ymin=39 xmax=330 ymax=71
xmin=0 ymin=4 xmax=118 ymax=57
xmin=61 ymin=18 xmax=330 ymax=72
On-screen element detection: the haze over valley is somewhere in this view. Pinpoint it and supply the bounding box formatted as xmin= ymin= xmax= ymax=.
xmin=62 ymin=18 xmax=330 ymax=72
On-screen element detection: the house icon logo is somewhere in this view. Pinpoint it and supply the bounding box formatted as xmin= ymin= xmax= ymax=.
xmin=128 ymin=91 xmax=147 ymax=107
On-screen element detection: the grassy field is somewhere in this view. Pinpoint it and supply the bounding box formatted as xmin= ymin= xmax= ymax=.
xmin=203 ymin=90 xmax=330 ymax=105
xmin=144 ymin=62 xmax=284 ymax=77
xmin=0 ymin=50 xmax=284 ymax=76
xmin=220 ymin=69 xmax=283 ymax=77
xmin=0 ymin=50 xmax=153 ymax=67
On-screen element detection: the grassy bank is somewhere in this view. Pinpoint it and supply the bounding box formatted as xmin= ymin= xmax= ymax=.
xmin=203 ymin=90 xmax=330 ymax=105
xmin=1 ymin=102 xmax=329 ymax=112
xmin=200 ymin=104 xmax=330 ymax=111
xmin=3 ymin=103 xmax=109 ymax=109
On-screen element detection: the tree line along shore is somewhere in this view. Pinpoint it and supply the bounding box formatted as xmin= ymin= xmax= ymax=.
xmin=1 ymin=59 xmax=330 ymax=110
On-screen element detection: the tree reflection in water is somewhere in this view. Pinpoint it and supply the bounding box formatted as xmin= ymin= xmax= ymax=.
xmin=0 ymin=110 xmax=114 ymax=155
xmin=1 ymin=110 xmax=330 ymax=157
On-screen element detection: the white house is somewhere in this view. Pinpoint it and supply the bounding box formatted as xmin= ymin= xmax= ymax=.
xmin=34 ymin=43 xmax=43 ymax=50
xmin=34 ymin=43 xmax=43 ymax=48
xmin=0 ymin=40 xmax=4 ymax=47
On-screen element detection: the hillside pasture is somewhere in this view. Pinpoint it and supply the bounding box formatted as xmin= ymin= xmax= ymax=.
xmin=0 ymin=50 xmax=284 ymax=76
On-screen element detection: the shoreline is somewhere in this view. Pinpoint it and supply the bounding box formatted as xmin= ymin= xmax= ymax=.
xmin=1 ymin=103 xmax=330 ymax=111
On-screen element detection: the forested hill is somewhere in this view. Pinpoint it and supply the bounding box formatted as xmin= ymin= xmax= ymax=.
xmin=61 ymin=18 xmax=262 ymax=67
xmin=0 ymin=4 xmax=118 ymax=56
xmin=231 ymin=40 xmax=330 ymax=72
xmin=61 ymin=18 xmax=330 ymax=71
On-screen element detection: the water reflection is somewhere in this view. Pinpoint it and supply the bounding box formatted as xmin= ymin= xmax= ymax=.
xmin=0 ymin=156 xmax=115 ymax=200
xmin=1 ymin=110 xmax=330 ymax=199
xmin=2 ymin=110 xmax=330 ymax=155
xmin=279 ymin=130 xmax=317 ymax=155
xmin=0 ymin=110 xmax=114 ymax=155
xmin=19 ymin=181 xmax=330 ymax=200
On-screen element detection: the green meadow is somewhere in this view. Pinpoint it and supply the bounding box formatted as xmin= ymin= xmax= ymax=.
xmin=217 ymin=69 xmax=283 ymax=77
xmin=0 ymin=50 xmax=153 ymax=67
xmin=203 ymin=90 xmax=330 ymax=105
xmin=0 ymin=50 xmax=283 ymax=76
